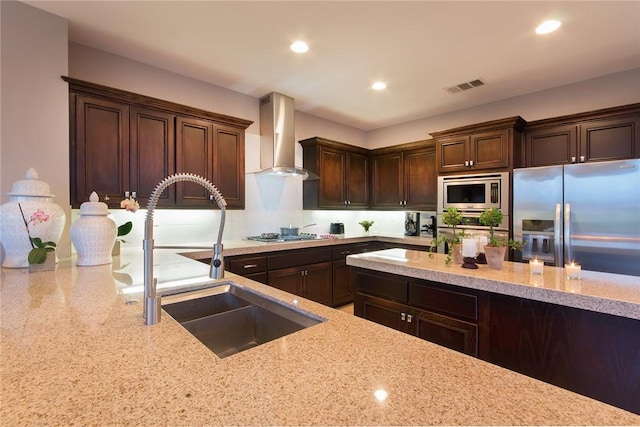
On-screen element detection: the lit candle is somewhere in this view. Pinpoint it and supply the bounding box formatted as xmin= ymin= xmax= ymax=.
xmin=565 ymin=262 xmax=581 ymax=280
xmin=529 ymin=258 xmax=544 ymax=275
xmin=462 ymin=238 xmax=477 ymax=257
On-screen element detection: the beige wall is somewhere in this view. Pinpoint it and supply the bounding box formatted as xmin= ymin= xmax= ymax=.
xmin=366 ymin=68 xmax=640 ymax=149
xmin=2 ymin=2 xmax=639 ymax=253
xmin=1 ymin=1 xmax=71 ymax=257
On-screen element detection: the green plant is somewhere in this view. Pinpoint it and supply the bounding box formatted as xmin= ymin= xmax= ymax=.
xmin=116 ymin=195 xmax=139 ymax=243
xmin=428 ymin=208 xmax=466 ymax=265
xmin=117 ymin=221 xmax=133 ymax=243
xmin=17 ymin=204 xmax=56 ymax=264
xmin=479 ymin=208 xmax=524 ymax=250
xmin=359 ymin=220 xmax=374 ymax=232
xmin=27 ymin=237 xmax=57 ymax=264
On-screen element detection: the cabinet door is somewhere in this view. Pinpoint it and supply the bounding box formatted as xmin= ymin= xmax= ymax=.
xmin=302 ymin=261 xmax=332 ymax=305
xmin=404 ymin=146 xmax=437 ymax=210
xmin=73 ymin=95 xmax=129 ymax=207
xmin=580 ymin=116 xmax=640 ymax=163
xmin=267 ymin=266 xmax=300 ymax=295
xmin=213 ymin=125 xmax=244 ymax=209
xmin=436 ymin=135 xmax=469 ymax=173
xmin=412 ymin=309 xmax=478 ymax=356
xmin=332 ymin=259 xmax=352 ymax=307
xmin=346 ymin=152 xmax=369 ymax=208
xmin=130 ymin=107 xmax=175 ymax=207
xmin=318 ymin=147 xmax=347 ymax=208
xmin=470 ymin=129 xmax=509 ymax=170
xmin=371 ymin=152 xmax=403 ymax=208
xmin=354 ymin=293 xmax=409 ymax=333
xmin=524 ymin=125 xmax=578 ymax=167
xmin=175 ymin=116 xmax=214 ymax=207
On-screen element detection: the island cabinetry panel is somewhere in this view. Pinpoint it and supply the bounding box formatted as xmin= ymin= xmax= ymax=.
xmin=431 ymin=116 xmax=525 ymax=174
xmin=301 ymin=137 xmax=370 ymax=209
xmin=370 ymin=140 xmax=437 ymax=210
xmin=353 ymin=268 xmax=487 ymax=357
xmin=489 ymin=292 xmax=640 ymax=415
xmin=521 ymin=103 xmax=640 ymax=167
xmin=225 ymin=254 xmax=267 ymax=284
xmin=267 ymin=247 xmax=333 ymax=305
xmin=66 ymin=77 xmax=251 ymax=209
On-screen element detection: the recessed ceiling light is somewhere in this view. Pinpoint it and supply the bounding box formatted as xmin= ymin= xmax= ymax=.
xmin=290 ymin=41 xmax=309 ymax=53
xmin=372 ymin=81 xmax=387 ymax=91
xmin=535 ymin=19 xmax=561 ymax=35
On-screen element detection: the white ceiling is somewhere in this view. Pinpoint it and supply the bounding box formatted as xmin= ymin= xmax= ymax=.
xmin=24 ymin=1 xmax=640 ymax=131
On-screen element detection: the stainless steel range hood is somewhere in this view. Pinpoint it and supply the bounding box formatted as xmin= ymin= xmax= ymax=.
xmin=258 ymin=92 xmax=309 ymax=179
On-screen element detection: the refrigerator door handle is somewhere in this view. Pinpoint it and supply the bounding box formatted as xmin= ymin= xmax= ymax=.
xmin=554 ymin=203 xmax=562 ymax=266
xmin=564 ymin=203 xmax=572 ymax=263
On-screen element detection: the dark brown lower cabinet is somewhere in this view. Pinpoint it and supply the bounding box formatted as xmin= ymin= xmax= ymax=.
xmin=353 ymin=268 xmax=487 ymax=358
xmin=268 ymin=262 xmax=332 ymax=306
xmin=225 ymin=254 xmax=267 ymax=284
xmin=353 ymin=267 xmax=640 ymax=415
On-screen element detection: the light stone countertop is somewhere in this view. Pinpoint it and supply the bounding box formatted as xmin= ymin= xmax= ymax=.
xmin=347 ymin=248 xmax=640 ymax=320
xmin=2 ymin=239 xmax=640 ymax=425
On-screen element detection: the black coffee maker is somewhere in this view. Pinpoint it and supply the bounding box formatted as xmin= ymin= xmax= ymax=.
xmin=404 ymin=212 xmax=420 ymax=236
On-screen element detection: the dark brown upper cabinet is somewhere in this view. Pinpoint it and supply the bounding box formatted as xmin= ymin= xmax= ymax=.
xmin=431 ymin=116 xmax=526 ymax=174
xmin=370 ymin=140 xmax=437 ymax=210
xmin=301 ymin=137 xmax=370 ymax=210
xmin=65 ymin=77 xmax=252 ymax=209
xmin=522 ymin=104 xmax=640 ymax=167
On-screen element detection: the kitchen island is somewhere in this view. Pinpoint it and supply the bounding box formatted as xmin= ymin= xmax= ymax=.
xmin=347 ymin=248 xmax=640 ymax=415
xmin=1 ymin=240 xmax=639 ymax=425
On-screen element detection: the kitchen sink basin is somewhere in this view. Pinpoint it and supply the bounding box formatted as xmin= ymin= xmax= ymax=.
xmin=162 ymin=284 xmax=324 ymax=358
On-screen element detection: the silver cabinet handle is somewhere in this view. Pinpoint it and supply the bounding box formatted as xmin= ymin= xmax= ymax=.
xmin=571 ymin=156 xmax=576 ymax=163
xmin=344 ymin=200 xmax=348 ymax=205
xmin=401 ymin=313 xmax=406 ymax=321
xmin=469 ymin=160 xmax=474 ymax=167
xmin=124 ymin=191 xmax=130 ymax=198
xmin=464 ymin=160 xmax=469 ymax=167
xmin=131 ymin=191 xmax=137 ymax=199
xmin=243 ymin=264 xmax=258 ymax=269
xmin=579 ymin=155 xmax=585 ymax=163
xmin=348 ymin=200 xmax=351 ymax=205
xmin=554 ymin=203 xmax=562 ymax=267
xmin=406 ymin=314 xmax=413 ymax=323
xmin=564 ymin=203 xmax=572 ymax=263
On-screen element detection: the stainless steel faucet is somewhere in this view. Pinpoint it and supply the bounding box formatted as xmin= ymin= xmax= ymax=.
xmin=143 ymin=173 xmax=227 ymax=325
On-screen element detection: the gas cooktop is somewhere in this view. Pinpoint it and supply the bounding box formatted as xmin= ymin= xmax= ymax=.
xmin=247 ymin=233 xmax=319 ymax=243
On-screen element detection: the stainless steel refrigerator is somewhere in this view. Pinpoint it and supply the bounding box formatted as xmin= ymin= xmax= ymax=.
xmin=513 ymin=159 xmax=640 ymax=276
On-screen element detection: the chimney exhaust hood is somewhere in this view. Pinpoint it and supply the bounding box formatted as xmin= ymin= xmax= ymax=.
xmin=258 ymin=92 xmax=309 ymax=179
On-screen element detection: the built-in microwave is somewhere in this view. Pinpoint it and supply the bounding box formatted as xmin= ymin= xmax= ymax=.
xmin=437 ymin=172 xmax=509 ymax=214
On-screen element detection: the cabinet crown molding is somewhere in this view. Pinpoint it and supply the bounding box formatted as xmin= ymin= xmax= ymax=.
xmin=430 ymin=116 xmax=526 ymax=138
xmin=62 ymin=76 xmax=253 ymax=129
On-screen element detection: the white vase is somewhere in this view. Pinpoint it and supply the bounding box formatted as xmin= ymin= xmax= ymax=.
xmin=71 ymin=191 xmax=116 ymax=266
xmin=0 ymin=168 xmax=66 ymax=268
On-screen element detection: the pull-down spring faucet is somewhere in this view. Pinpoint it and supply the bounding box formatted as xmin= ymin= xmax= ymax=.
xmin=143 ymin=173 xmax=227 ymax=325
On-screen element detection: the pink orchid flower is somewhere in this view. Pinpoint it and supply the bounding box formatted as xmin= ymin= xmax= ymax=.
xmin=120 ymin=198 xmax=140 ymax=213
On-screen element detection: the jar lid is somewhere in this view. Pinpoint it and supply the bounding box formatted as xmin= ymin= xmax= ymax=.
xmin=79 ymin=191 xmax=110 ymax=216
xmin=7 ymin=168 xmax=54 ymax=197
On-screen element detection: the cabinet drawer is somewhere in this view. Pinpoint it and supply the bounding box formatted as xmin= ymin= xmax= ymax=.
xmin=353 ymin=268 xmax=408 ymax=303
xmin=226 ymin=255 xmax=267 ymax=275
xmin=268 ymin=247 xmax=332 ymax=270
xmin=332 ymin=243 xmax=374 ymax=260
xmin=408 ymin=281 xmax=478 ymax=321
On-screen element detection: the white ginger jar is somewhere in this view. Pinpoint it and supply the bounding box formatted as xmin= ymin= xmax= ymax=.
xmin=0 ymin=168 xmax=66 ymax=268
xmin=71 ymin=191 xmax=116 ymax=266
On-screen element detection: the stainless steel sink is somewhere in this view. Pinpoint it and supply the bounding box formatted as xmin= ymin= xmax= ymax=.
xmin=162 ymin=284 xmax=325 ymax=358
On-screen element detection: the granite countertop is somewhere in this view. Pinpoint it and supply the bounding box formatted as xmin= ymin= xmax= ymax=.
xmin=2 ymin=238 xmax=640 ymax=425
xmin=347 ymin=248 xmax=640 ymax=320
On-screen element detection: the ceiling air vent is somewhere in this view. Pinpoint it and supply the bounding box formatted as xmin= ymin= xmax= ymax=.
xmin=446 ymin=78 xmax=486 ymax=94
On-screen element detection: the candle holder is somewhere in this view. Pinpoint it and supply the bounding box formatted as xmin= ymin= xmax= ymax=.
xmin=529 ymin=258 xmax=544 ymax=275
xmin=462 ymin=257 xmax=478 ymax=269
xmin=565 ymin=262 xmax=581 ymax=280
